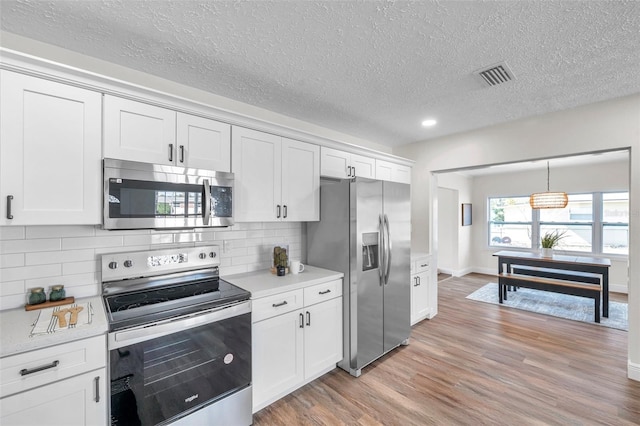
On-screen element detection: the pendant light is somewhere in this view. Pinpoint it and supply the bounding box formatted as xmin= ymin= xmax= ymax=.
xmin=529 ymin=161 xmax=568 ymax=209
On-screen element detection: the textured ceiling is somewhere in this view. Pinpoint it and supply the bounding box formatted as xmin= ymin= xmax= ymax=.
xmin=1 ymin=1 xmax=639 ymax=147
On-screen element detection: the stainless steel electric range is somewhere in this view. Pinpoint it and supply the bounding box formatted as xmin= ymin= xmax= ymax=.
xmin=101 ymin=245 xmax=252 ymax=426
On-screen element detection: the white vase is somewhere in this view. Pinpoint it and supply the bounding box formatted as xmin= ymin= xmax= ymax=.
xmin=541 ymin=248 xmax=553 ymax=258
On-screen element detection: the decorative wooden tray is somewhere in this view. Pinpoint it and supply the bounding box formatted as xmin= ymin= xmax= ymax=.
xmin=25 ymin=297 xmax=75 ymax=311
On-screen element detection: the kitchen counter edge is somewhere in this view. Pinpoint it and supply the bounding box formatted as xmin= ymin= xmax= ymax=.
xmin=224 ymin=265 xmax=344 ymax=299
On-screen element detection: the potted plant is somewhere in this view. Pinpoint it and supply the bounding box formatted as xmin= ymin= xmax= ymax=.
xmin=540 ymin=230 xmax=566 ymax=257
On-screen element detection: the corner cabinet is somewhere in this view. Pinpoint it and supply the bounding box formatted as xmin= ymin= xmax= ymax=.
xmin=251 ymin=279 xmax=342 ymax=413
xmin=232 ymin=126 xmax=319 ymax=222
xmin=320 ymin=146 xmax=376 ymax=179
xmin=0 ymin=71 xmax=102 ymax=225
xmin=0 ymin=335 xmax=107 ymax=425
xmin=103 ymin=95 xmax=231 ymax=171
xmin=411 ymin=254 xmax=431 ymax=325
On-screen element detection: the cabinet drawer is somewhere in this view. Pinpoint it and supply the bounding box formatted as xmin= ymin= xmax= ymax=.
xmin=414 ymin=256 xmax=430 ymax=273
xmin=252 ymin=289 xmax=304 ymax=323
xmin=304 ymin=279 xmax=342 ymax=306
xmin=0 ymin=334 xmax=106 ymax=398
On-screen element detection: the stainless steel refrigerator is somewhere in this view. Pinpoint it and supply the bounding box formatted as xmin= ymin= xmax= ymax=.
xmin=306 ymin=177 xmax=411 ymax=377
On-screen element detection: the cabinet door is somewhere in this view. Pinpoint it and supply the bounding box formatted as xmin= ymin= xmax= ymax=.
xmin=0 ymin=368 xmax=107 ymax=426
xmin=411 ymin=271 xmax=430 ymax=325
xmin=320 ymin=147 xmax=350 ymax=178
xmin=176 ymin=113 xmax=231 ymax=171
xmin=281 ymin=139 xmax=320 ymax=221
xmin=304 ymin=297 xmax=342 ymax=380
xmin=351 ymin=153 xmax=376 ymax=179
xmin=103 ymin=95 xmax=176 ymax=165
xmin=252 ymin=310 xmax=304 ymax=413
xmin=232 ymin=127 xmax=282 ymax=222
xmin=376 ymin=159 xmax=411 ymax=184
xmin=0 ymin=71 xmax=101 ymax=225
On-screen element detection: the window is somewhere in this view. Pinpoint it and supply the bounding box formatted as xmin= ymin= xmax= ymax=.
xmin=540 ymin=194 xmax=593 ymax=252
xmin=488 ymin=192 xmax=628 ymax=256
xmin=602 ymin=192 xmax=629 ymax=255
xmin=489 ymin=197 xmax=532 ymax=248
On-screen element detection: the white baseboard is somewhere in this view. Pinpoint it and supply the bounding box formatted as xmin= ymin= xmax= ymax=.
xmin=628 ymin=360 xmax=640 ymax=382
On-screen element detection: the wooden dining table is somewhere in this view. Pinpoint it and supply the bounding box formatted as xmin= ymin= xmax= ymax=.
xmin=493 ymin=250 xmax=611 ymax=317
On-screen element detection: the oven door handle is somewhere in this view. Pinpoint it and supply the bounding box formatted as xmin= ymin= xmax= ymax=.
xmin=202 ymin=178 xmax=211 ymax=226
xmin=110 ymin=300 xmax=251 ymax=348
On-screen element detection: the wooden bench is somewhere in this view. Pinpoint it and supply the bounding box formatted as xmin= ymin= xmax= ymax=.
xmin=498 ymin=272 xmax=601 ymax=322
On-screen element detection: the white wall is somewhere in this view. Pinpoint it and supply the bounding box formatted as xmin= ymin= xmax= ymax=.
xmin=465 ymin=159 xmax=628 ymax=292
xmin=395 ymin=93 xmax=640 ymax=380
xmin=0 ymin=222 xmax=303 ymax=310
xmin=436 ymin=172 xmax=474 ymax=276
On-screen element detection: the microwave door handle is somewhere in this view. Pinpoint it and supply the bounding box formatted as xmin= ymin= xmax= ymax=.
xmin=202 ymin=179 xmax=211 ymax=225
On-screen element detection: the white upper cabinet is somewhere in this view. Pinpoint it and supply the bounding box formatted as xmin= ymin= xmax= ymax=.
xmin=375 ymin=159 xmax=411 ymax=184
xmin=103 ymin=95 xmax=176 ymax=165
xmin=176 ymin=113 xmax=231 ymax=171
xmin=320 ymin=147 xmax=375 ymax=179
xmin=281 ymin=138 xmax=320 ymax=221
xmin=232 ymin=127 xmax=319 ymax=222
xmin=0 ymin=71 xmax=102 ymax=225
xmin=104 ymin=96 xmax=231 ymax=171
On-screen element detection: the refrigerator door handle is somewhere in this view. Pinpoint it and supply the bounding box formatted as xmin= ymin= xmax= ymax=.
xmin=378 ymin=214 xmax=385 ymax=285
xmin=383 ymin=214 xmax=392 ymax=285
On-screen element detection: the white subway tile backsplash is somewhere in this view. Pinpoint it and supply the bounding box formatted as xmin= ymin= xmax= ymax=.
xmin=62 ymin=235 xmax=124 ymax=250
xmin=1 ymin=253 xmax=25 ymax=268
xmin=26 ymin=225 xmax=96 ymax=239
xmin=0 ymin=227 xmax=25 ymax=240
xmin=25 ymin=249 xmax=95 ymax=266
xmin=0 ymin=222 xmax=305 ymax=310
xmin=0 ymin=280 xmax=25 ymax=296
xmin=0 ymin=238 xmax=61 ymax=254
xmin=2 ymin=264 xmax=62 ymax=282
xmin=62 ymin=260 xmax=100 ymax=276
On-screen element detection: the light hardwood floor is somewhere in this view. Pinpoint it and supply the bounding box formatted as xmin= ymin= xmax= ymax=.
xmin=253 ymin=273 xmax=640 ymax=425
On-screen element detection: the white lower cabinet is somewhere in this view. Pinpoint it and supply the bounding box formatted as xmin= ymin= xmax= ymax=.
xmin=0 ymin=369 xmax=106 ymax=426
xmin=411 ymin=255 xmax=431 ymax=325
xmin=0 ymin=334 xmax=107 ymax=425
xmin=251 ymin=280 xmax=342 ymax=413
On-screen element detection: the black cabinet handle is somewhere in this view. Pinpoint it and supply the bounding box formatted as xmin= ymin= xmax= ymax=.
xmin=179 ymin=145 xmax=185 ymax=163
xmin=20 ymin=360 xmax=59 ymax=376
xmin=299 ymin=312 xmax=304 ymax=328
xmin=272 ymin=300 xmax=288 ymax=308
xmin=168 ymin=144 xmax=174 ymax=162
xmin=94 ymin=376 xmax=100 ymax=402
xmin=306 ymin=311 xmax=311 ymax=326
xmin=319 ymin=289 xmax=331 ymax=295
xmin=352 ymin=167 xmax=356 ymax=177
xmin=283 ymin=205 xmax=287 ymax=219
xmin=276 ymin=204 xmax=281 ymax=218
xmin=6 ymin=195 xmax=13 ymax=219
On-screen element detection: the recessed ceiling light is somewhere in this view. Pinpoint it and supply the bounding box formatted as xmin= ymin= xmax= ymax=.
xmin=421 ymin=119 xmax=437 ymax=127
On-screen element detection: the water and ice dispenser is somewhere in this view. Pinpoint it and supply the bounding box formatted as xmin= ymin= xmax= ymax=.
xmin=362 ymin=232 xmax=379 ymax=271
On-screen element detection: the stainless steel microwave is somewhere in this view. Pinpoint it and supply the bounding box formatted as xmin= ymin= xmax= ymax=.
xmin=103 ymin=158 xmax=234 ymax=230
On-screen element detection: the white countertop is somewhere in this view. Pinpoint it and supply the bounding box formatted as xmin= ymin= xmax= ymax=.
xmin=224 ymin=265 xmax=344 ymax=299
xmin=0 ymin=296 xmax=108 ymax=358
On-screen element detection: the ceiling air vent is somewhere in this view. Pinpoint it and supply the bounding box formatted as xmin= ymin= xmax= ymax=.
xmin=474 ymin=62 xmax=515 ymax=87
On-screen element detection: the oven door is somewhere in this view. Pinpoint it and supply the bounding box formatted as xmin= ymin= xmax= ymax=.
xmin=109 ymin=301 xmax=251 ymax=426
xmin=103 ymin=158 xmax=234 ymax=230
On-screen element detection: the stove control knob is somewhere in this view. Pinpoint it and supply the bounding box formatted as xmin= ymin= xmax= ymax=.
xmin=209 ymin=251 xmax=216 ymax=258
xmin=108 ymin=261 xmax=118 ymax=270
xmin=199 ymin=253 xmax=207 ymax=259
xmin=124 ymin=260 xmax=133 ymax=268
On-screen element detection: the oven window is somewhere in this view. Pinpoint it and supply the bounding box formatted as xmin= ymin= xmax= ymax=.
xmin=109 ymin=312 xmax=251 ymax=425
